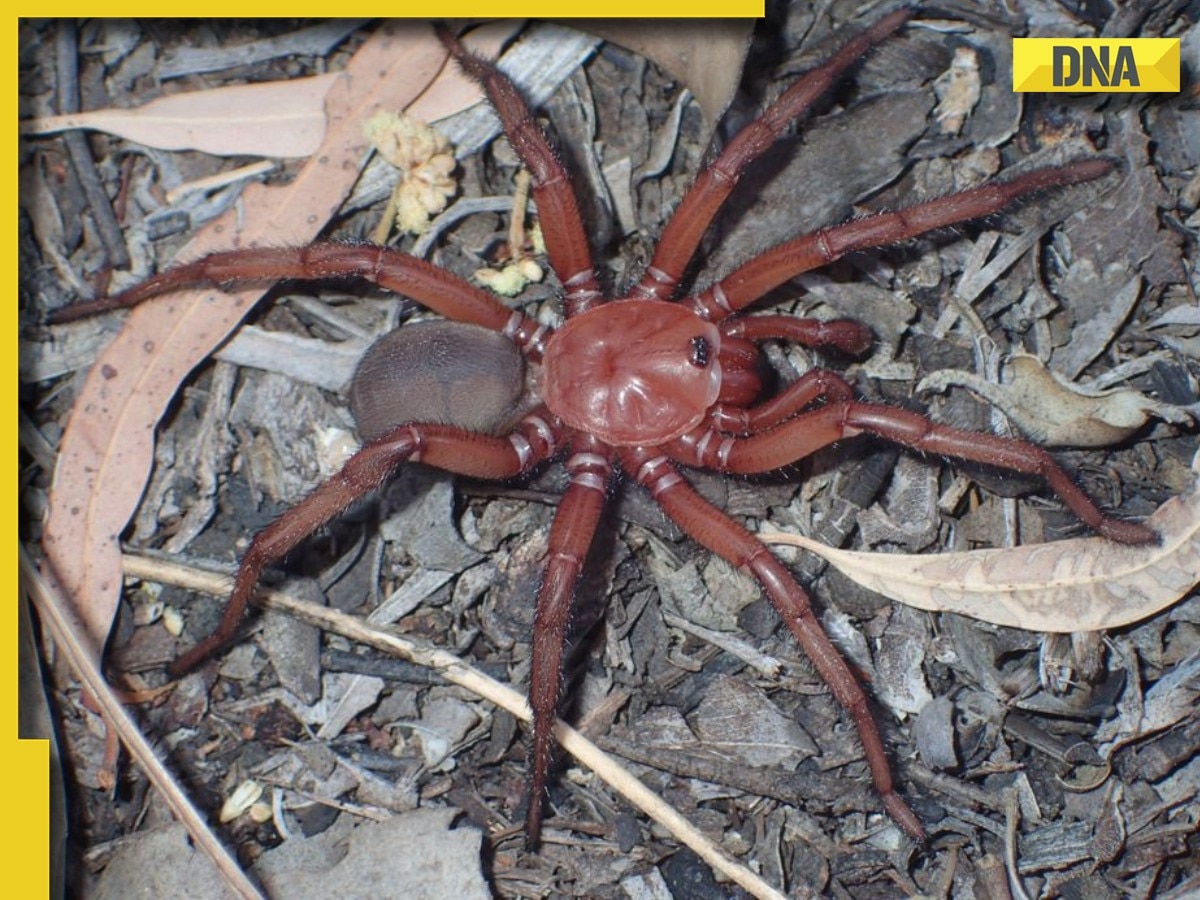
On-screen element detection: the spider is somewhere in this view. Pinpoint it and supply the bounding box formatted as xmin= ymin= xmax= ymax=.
xmin=50 ymin=9 xmax=1156 ymax=847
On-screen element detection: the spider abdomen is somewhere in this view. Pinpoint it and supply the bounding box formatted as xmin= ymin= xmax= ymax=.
xmin=543 ymin=299 xmax=722 ymax=446
xmin=349 ymin=320 xmax=527 ymax=440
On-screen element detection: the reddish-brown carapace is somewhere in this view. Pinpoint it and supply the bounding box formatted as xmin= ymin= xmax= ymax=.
xmin=52 ymin=9 xmax=1155 ymax=846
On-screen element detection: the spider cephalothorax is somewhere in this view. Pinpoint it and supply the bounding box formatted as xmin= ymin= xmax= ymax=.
xmin=50 ymin=9 xmax=1156 ymax=847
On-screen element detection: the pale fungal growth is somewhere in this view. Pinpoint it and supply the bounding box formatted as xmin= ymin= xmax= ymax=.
xmin=474 ymin=256 xmax=544 ymax=296
xmin=364 ymin=111 xmax=458 ymax=238
xmin=474 ymin=170 xmax=545 ymax=296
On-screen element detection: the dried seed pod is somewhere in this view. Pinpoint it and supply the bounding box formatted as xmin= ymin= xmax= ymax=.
xmin=349 ymin=321 xmax=527 ymax=440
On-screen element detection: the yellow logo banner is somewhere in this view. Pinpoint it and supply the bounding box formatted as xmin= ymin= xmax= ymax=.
xmin=1013 ymin=38 xmax=1179 ymax=92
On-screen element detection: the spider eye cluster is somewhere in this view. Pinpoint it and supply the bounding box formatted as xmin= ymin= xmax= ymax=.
xmin=689 ymin=335 xmax=711 ymax=368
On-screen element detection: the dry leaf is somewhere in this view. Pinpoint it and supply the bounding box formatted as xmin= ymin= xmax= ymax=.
xmin=22 ymin=21 xmax=520 ymax=160
xmin=692 ymin=676 xmax=816 ymax=768
xmin=919 ymin=353 xmax=1195 ymax=447
xmin=42 ymin=22 xmax=451 ymax=659
xmin=579 ymin=20 xmax=753 ymax=135
xmin=22 ymin=74 xmax=339 ymax=158
xmin=406 ymin=21 xmax=524 ymax=122
xmin=763 ymin=452 xmax=1200 ymax=633
xmin=251 ymin=811 xmax=491 ymax=900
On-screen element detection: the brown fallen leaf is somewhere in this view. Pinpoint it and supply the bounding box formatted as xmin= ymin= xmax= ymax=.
xmin=578 ymin=20 xmax=753 ymax=136
xmin=22 ymin=74 xmax=340 ymax=159
xmin=22 ymin=21 xmax=520 ymax=160
xmin=42 ymin=22 xmax=451 ymax=660
xmin=406 ymin=21 xmax=524 ymax=122
xmin=919 ymin=353 xmax=1195 ymax=448
xmin=763 ymin=451 xmax=1200 ymax=633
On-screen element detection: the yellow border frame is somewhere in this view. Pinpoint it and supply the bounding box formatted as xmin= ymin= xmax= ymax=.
xmin=16 ymin=18 xmax=48 ymax=896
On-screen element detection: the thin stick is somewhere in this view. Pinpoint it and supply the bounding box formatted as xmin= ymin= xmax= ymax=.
xmin=121 ymin=550 xmax=790 ymax=900
xmin=21 ymin=547 xmax=264 ymax=900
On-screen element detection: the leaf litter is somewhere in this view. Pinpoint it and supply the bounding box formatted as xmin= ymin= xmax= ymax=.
xmin=20 ymin=10 xmax=1199 ymax=900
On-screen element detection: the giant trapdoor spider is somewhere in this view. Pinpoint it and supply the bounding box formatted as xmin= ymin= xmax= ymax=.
xmin=48 ymin=10 xmax=1158 ymax=848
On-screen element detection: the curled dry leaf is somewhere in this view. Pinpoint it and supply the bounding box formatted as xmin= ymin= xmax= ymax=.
xmin=919 ymin=353 xmax=1194 ymax=448
xmin=158 ymin=19 xmax=370 ymax=80
xmin=43 ymin=22 xmax=452 ymax=659
xmin=314 ymin=674 xmax=386 ymax=740
xmin=763 ymin=451 xmax=1200 ymax=633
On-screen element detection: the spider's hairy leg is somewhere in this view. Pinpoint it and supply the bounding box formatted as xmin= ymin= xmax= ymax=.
xmin=631 ymin=7 xmax=914 ymax=301
xmin=692 ymin=159 xmax=1116 ymax=320
xmin=619 ymin=447 xmax=927 ymax=841
xmin=671 ymin=401 xmax=1157 ymax=545
xmin=710 ymin=368 xmax=856 ymax=435
xmin=170 ymin=413 xmax=561 ymax=675
xmin=842 ymin=403 xmax=1156 ymax=544
xmin=706 ymin=315 xmax=872 ymax=432
xmin=436 ymin=25 xmax=602 ymax=316
xmin=724 ymin=315 xmax=874 ymax=356
xmin=47 ymin=244 xmax=543 ymax=347
xmin=525 ymin=436 xmax=615 ymax=846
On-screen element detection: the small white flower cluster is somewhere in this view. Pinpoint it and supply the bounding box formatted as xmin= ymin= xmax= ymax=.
xmin=365 ymin=111 xmax=458 ymax=237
